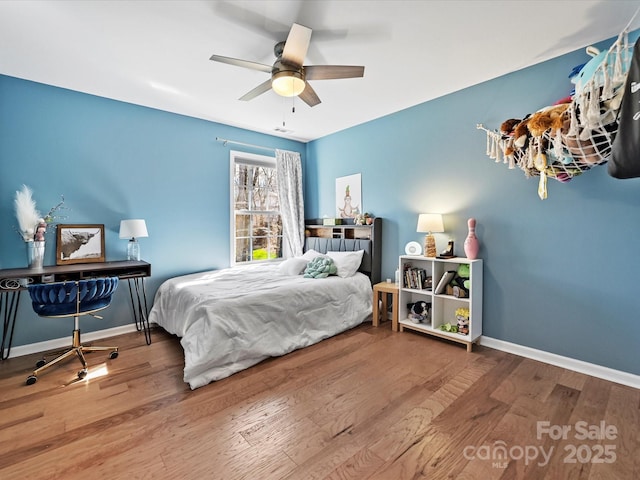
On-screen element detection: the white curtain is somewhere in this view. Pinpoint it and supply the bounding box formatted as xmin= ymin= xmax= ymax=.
xmin=276 ymin=149 xmax=305 ymax=258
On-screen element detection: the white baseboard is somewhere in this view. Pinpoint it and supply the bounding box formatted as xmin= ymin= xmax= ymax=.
xmin=7 ymin=324 xmax=145 ymax=359
xmin=479 ymin=336 xmax=640 ymax=390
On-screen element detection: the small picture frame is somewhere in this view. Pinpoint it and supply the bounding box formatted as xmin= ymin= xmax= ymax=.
xmin=56 ymin=224 xmax=105 ymax=265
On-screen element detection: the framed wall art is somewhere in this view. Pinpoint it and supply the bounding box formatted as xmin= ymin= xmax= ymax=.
xmin=336 ymin=173 xmax=362 ymax=219
xmin=56 ymin=224 xmax=105 ymax=265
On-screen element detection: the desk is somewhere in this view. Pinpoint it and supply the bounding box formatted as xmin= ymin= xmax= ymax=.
xmin=372 ymin=281 xmax=399 ymax=332
xmin=0 ymin=260 xmax=152 ymax=360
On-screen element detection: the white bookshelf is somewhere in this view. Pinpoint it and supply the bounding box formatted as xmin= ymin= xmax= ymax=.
xmin=398 ymin=255 xmax=483 ymax=352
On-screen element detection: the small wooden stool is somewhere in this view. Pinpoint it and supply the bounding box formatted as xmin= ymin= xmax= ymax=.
xmin=372 ymin=282 xmax=399 ymax=332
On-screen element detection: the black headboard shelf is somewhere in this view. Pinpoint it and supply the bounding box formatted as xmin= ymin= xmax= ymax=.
xmin=304 ymin=218 xmax=382 ymax=285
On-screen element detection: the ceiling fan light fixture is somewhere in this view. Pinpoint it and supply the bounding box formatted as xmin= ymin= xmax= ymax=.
xmin=272 ymin=70 xmax=305 ymax=97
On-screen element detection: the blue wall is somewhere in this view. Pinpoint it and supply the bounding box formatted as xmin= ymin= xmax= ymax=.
xmin=306 ymin=35 xmax=640 ymax=376
xmin=2 ymin=31 xmax=638 ymax=377
xmin=0 ymin=75 xmax=304 ymax=346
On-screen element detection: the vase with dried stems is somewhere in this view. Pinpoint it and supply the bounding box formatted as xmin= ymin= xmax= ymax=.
xmin=14 ymin=185 xmax=66 ymax=269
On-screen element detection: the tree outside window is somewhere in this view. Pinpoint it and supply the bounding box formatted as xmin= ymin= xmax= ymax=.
xmin=232 ymin=152 xmax=282 ymax=263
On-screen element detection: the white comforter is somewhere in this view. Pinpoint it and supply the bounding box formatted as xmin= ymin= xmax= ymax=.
xmin=148 ymin=262 xmax=372 ymax=389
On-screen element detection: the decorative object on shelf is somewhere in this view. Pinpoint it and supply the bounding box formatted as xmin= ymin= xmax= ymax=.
xmin=56 ymin=224 xmax=105 ymax=265
xmin=464 ymin=218 xmax=480 ymax=260
xmin=404 ymin=241 xmax=422 ymax=256
xmin=407 ymin=301 xmax=431 ymax=324
xmin=416 ymin=213 xmax=444 ymax=258
xmin=119 ymin=219 xmax=148 ymax=261
xmin=14 ymin=185 xmax=66 ymax=269
xmin=476 ymin=27 xmax=638 ymax=199
xmin=456 ymin=307 xmax=470 ymax=335
xmin=434 ymin=270 xmax=456 ymax=295
xmin=439 ymin=322 xmax=458 ymax=333
xmin=446 ymin=263 xmax=471 ymax=298
xmin=355 ymin=212 xmax=374 ymax=225
xmin=438 ymin=240 xmax=455 ymax=258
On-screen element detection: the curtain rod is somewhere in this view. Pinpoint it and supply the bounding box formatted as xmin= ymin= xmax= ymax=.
xmin=215 ymin=137 xmax=276 ymax=153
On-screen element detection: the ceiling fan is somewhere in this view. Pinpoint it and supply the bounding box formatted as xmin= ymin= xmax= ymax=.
xmin=209 ymin=23 xmax=364 ymax=107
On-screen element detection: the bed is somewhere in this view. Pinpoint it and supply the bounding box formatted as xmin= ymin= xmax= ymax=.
xmin=148 ymin=219 xmax=381 ymax=389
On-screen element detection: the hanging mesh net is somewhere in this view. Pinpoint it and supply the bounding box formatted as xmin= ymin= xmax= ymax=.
xmin=479 ymin=29 xmax=636 ymax=199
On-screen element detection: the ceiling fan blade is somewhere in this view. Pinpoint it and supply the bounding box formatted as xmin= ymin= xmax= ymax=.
xmin=304 ymin=65 xmax=365 ymax=80
xmin=209 ymin=54 xmax=272 ymax=74
xmin=213 ymin=1 xmax=290 ymax=41
xmin=239 ymin=79 xmax=273 ymax=101
xmin=281 ymin=23 xmax=312 ymax=67
xmin=299 ymin=82 xmax=321 ymax=107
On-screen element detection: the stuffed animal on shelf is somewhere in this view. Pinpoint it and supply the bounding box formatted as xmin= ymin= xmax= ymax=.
xmin=407 ymin=301 xmax=431 ymax=324
xmin=439 ymin=322 xmax=458 ymax=333
xmin=448 ymin=264 xmax=470 ymax=298
xmin=456 ymin=307 xmax=470 ymax=335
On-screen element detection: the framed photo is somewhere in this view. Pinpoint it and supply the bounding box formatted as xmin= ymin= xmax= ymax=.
xmin=56 ymin=224 xmax=105 ymax=265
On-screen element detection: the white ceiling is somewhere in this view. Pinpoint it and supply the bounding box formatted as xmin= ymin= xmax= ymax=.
xmin=1 ymin=0 xmax=639 ymax=143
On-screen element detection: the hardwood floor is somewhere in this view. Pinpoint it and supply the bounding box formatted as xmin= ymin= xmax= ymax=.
xmin=0 ymin=322 xmax=638 ymax=480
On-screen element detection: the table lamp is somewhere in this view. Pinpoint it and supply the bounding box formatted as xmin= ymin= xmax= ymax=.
xmin=119 ymin=219 xmax=148 ymax=261
xmin=417 ymin=213 xmax=444 ymax=258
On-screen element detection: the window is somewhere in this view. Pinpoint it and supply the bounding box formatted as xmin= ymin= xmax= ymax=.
xmin=230 ymin=151 xmax=282 ymax=264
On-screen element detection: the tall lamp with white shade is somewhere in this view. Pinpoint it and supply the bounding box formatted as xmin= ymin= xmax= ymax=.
xmin=417 ymin=213 xmax=444 ymax=258
xmin=119 ymin=219 xmax=148 ymax=261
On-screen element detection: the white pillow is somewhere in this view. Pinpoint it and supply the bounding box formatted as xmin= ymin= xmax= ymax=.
xmin=278 ymin=257 xmax=308 ymax=276
xmin=326 ymin=250 xmax=365 ymax=278
xmin=301 ymin=249 xmax=322 ymax=261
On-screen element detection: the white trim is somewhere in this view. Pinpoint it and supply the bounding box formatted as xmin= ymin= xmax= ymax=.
xmin=479 ymin=336 xmax=640 ymax=390
xmin=6 ymin=323 xmax=152 ymax=359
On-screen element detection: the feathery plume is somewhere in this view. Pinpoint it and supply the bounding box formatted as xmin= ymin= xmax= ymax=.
xmin=14 ymin=185 xmax=42 ymax=241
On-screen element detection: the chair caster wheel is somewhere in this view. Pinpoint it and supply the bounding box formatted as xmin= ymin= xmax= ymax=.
xmin=26 ymin=375 xmax=37 ymax=385
xmin=109 ymin=351 xmax=118 ymax=360
xmin=36 ymin=359 xmax=46 ymax=368
xmin=78 ymin=369 xmax=88 ymax=379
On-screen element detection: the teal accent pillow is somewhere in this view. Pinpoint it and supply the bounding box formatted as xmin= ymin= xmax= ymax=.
xmin=303 ymin=256 xmax=337 ymax=279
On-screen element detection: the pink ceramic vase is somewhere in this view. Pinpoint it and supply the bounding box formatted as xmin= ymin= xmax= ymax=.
xmin=464 ymin=218 xmax=479 ymax=260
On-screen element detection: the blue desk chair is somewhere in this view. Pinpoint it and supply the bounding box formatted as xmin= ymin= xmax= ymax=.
xmin=26 ymin=277 xmax=120 ymax=385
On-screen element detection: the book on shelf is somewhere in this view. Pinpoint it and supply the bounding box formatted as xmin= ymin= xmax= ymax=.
xmin=434 ymin=270 xmax=457 ymax=294
xmin=402 ymin=265 xmax=430 ymax=290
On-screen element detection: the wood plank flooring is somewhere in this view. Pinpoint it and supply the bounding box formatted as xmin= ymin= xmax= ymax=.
xmin=0 ymin=322 xmax=638 ymax=480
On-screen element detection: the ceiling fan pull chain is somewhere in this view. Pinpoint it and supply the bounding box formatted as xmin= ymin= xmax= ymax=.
xmin=281 ymin=104 xmax=288 ymax=128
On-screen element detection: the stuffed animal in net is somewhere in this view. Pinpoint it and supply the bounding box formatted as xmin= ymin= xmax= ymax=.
xmin=303 ymin=256 xmax=337 ymax=278
xmin=407 ymin=301 xmax=431 ymax=324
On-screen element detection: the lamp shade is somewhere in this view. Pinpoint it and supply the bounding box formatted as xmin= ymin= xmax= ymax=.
xmin=119 ymin=219 xmax=148 ymax=239
xmin=416 ymin=213 xmax=444 ymax=233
